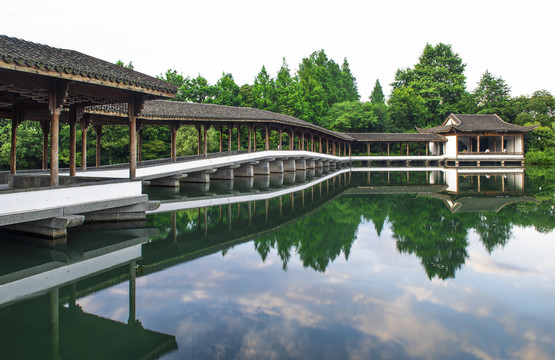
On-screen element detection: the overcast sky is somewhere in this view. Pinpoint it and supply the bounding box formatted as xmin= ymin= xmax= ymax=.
xmin=3 ymin=0 xmax=553 ymax=100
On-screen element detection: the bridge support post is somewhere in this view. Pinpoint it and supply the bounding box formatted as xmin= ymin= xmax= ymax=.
xmin=295 ymin=159 xmax=306 ymax=170
xmin=315 ymin=160 xmax=323 ymax=168
xmin=211 ymin=165 xmax=238 ymax=180
xmin=235 ymin=163 xmax=254 ymax=177
xmin=253 ymin=161 xmax=270 ymax=175
xmin=269 ymin=160 xmax=284 ymax=173
xmin=306 ymin=159 xmax=315 ymax=169
xmin=148 ymin=174 xmax=186 ymax=188
xmin=6 ymin=215 xmax=84 ymax=239
xmin=283 ymin=159 xmax=296 ymax=172
xmin=182 ymin=170 xmax=215 ymax=183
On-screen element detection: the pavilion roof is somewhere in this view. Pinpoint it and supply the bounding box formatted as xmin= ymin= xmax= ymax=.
xmin=417 ymin=113 xmax=539 ymax=134
xmin=0 ymin=35 xmax=177 ymax=97
xmin=91 ymin=100 xmax=353 ymax=140
xmin=346 ymin=132 xmax=446 ymax=142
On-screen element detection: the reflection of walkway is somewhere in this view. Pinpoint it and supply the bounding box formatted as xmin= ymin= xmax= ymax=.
xmin=422 ymin=193 xmax=539 ymax=213
xmin=0 ymin=228 xmax=177 ymax=359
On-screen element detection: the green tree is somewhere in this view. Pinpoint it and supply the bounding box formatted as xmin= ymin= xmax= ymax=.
xmin=391 ymin=43 xmax=467 ymax=127
xmin=252 ymin=66 xmax=276 ymax=111
xmin=473 ymin=70 xmax=511 ymax=118
xmin=387 ymin=87 xmax=428 ymax=131
xmin=210 ymin=73 xmax=243 ymax=107
xmin=115 ymin=60 xmax=134 ymax=70
xmin=370 ymin=79 xmax=385 ymax=104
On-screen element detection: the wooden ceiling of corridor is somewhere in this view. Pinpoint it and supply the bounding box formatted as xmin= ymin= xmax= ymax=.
xmin=0 ymin=35 xmax=177 ymax=119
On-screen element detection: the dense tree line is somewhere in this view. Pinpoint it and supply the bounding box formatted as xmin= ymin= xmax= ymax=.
xmin=1 ymin=45 xmax=553 ymax=170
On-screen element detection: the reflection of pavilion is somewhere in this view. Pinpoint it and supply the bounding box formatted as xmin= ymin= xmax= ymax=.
xmin=0 ymin=228 xmax=177 ymax=359
xmin=427 ymin=168 xmax=537 ymax=213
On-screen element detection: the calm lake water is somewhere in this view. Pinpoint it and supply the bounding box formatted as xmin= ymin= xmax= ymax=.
xmin=0 ymin=167 xmax=553 ymax=359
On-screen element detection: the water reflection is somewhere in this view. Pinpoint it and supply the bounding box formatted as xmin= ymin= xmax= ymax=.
xmin=0 ymin=228 xmax=177 ymax=359
xmin=144 ymin=168 xmax=552 ymax=281
xmin=1 ymin=168 xmax=554 ymax=359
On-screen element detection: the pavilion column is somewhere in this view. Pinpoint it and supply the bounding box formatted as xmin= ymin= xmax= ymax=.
xmin=68 ymin=107 xmax=82 ymax=177
xmin=41 ymin=119 xmax=49 ymax=170
xmin=501 ymin=135 xmax=505 ymax=152
xmin=279 ymin=128 xmax=283 ymax=150
xmin=137 ymin=127 xmax=143 ymax=163
xmin=406 ymin=143 xmax=409 ymax=156
xmin=367 ymin=143 xmax=370 ymax=156
xmin=48 ymin=81 xmax=68 ymax=186
xmin=477 ymin=135 xmax=480 ymax=153
xmin=228 ymin=125 xmax=232 ymax=155
xmin=171 ymin=124 xmax=179 ymax=162
xmin=254 ymin=127 xmax=257 ymax=151
xmin=128 ymin=95 xmax=143 ymax=180
xmin=349 ymin=143 xmax=351 ymax=157
xmin=94 ymin=125 xmax=102 ymax=167
xmin=196 ymin=125 xmax=201 ymax=155
xmin=426 ymin=143 xmax=429 ymax=156
xmin=301 ymin=133 xmax=305 ymax=150
xmin=387 ymin=143 xmax=390 ymax=156
xmin=265 ymin=126 xmax=269 ymax=150
xmin=248 ymin=126 xmax=252 ymax=152
xmin=290 ymin=130 xmax=294 ymax=150
xmin=310 ymin=134 xmax=314 ymax=152
xmin=219 ymin=126 xmax=223 ymax=152
xmin=326 ymin=138 xmax=329 ymax=154
xmin=237 ymin=125 xmax=241 ymax=151
xmin=319 ymin=136 xmax=322 ymax=153
xmin=204 ymin=124 xmax=209 ymax=158
xmin=520 ymin=135 xmax=524 ymax=153
xmin=10 ymin=114 xmax=22 ymax=175
xmin=80 ymin=115 xmax=91 ymax=171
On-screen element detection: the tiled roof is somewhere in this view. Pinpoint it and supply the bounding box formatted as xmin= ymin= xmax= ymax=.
xmin=417 ymin=114 xmax=539 ymax=134
xmin=139 ymin=100 xmax=353 ymax=140
xmin=0 ymin=35 xmax=177 ymax=97
xmin=346 ymin=132 xmax=446 ymax=142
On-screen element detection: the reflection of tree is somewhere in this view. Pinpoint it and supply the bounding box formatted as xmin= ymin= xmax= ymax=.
xmin=474 ymin=214 xmax=513 ymax=253
xmin=387 ymin=195 xmax=475 ymax=279
xmin=254 ymin=198 xmax=361 ymax=272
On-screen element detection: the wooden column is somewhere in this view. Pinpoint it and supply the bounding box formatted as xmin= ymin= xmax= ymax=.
xmin=319 ymin=136 xmax=322 ymax=153
xmin=237 ymin=125 xmax=241 ymax=151
xmin=49 ymin=81 xmax=68 ymax=186
xmin=310 ymin=134 xmax=314 ymax=152
xmin=137 ymin=127 xmax=143 ymax=163
xmin=254 ymin=127 xmax=257 ymax=151
xmin=228 ymin=125 xmax=232 ymax=154
xmin=219 ymin=126 xmax=223 ymax=152
xmin=41 ymin=119 xmax=49 ymax=170
xmin=406 ymin=143 xmax=409 ymax=156
xmin=196 ymin=125 xmax=201 ymax=155
xmin=204 ymin=124 xmax=209 ymax=158
xmin=171 ymin=125 xmax=179 ymax=162
xmin=501 ymin=135 xmax=504 ymax=152
xmin=10 ymin=114 xmax=22 ymax=175
xmin=265 ymin=126 xmax=269 ymax=150
xmin=349 ymin=143 xmax=351 ymax=157
xmin=68 ymin=107 xmax=80 ymax=177
xmin=301 ymin=133 xmax=305 ymax=150
xmin=80 ymin=115 xmax=91 ymax=171
xmin=128 ymin=95 xmax=143 ymax=180
xmin=326 ymin=138 xmax=329 ymax=154
xmin=279 ymin=128 xmax=283 ymax=150
xmin=387 ymin=143 xmax=390 ymax=156
xmin=94 ymin=125 xmax=102 ymax=167
xmin=248 ymin=126 xmax=252 ymax=152
xmin=477 ymin=135 xmax=480 ymax=153
xmin=290 ymin=130 xmax=294 ymax=150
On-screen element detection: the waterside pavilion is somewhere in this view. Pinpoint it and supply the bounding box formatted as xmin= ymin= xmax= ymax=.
xmin=417 ymin=114 xmax=539 ymax=166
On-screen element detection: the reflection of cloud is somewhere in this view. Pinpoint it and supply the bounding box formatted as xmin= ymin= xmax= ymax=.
xmin=237 ymin=292 xmax=323 ymax=327
xmin=468 ymin=254 xmax=539 ymax=276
